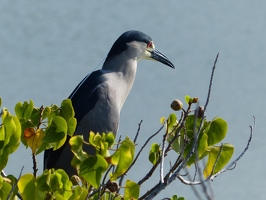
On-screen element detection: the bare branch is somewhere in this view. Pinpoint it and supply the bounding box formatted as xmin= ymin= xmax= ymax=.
xmin=133 ymin=120 xmax=143 ymax=144
xmin=7 ymin=166 xmax=24 ymax=200
xmin=204 ymin=53 xmax=219 ymax=111
xmin=160 ymin=131 xmax=168 ymax=183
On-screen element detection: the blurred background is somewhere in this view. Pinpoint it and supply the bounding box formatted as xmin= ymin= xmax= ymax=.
xmin=0 ymin=1 xmax=264 ymax=199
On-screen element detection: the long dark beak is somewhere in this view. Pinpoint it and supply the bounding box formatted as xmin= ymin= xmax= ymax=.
xmin=151 ymin=48 xmax=175 ymax=69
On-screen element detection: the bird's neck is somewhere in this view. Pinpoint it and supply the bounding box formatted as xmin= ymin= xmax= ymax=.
xmin=102 ymin=56 xmax=138 ymax=110
xmin=102 ymin=53 xmax=138 ymax=86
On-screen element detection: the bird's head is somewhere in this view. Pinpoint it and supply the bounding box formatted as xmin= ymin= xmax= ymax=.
xmin=105 ymin=30 xmax=175 ymax=69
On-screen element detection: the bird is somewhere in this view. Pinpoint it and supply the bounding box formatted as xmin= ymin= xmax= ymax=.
xmin=44 ymin=30 xmax=175 ymax=176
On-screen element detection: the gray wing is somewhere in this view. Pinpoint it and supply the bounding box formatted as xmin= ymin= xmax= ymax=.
xmin=43 ymin=70 xmax=105 ymax=173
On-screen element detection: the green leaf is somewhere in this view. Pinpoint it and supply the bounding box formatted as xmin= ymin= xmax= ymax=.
xmin=124 ymin=180 xmax=140 ymax=200
xmin=160 ymin=116 xmax=166 ymax=124
xmin=37 ymin=169 xmax=73 ymax=199
xmin=198 ymin=132 xmax=208 ymax=158
xmin=6 ymin=116 xmax=21 ymax=153
xmin=105 ymin=132 xmax=115 ymax=147
xmin=69 ymin=186 xmax=88 ymax=200
xmin=167 ymin=113 xmax=177 ymax=128
xmin=15 ymin=100 xmax=34 ymax=120
xmin=69 ymin=135 xmax=88 ymax=170
xmin=203 ymin=143 xmax=234 ymax=178
xmin=4 ymin=175 xmax=18 ymax=199
xmin=184 ymin=115 xmax=203 ymax=138
xmin=171 ymin=195 xmax=185 ymax=200
xmin=18 ymin=174 xmax=46 ymax=200
xmin=54 ymin=169 xmax=73 ymax=198
xmin=111 ymin=137 xmax=135 ymax=178
xmin=29 ymin=108 xmax=41 ymax=127
xmin=79 ymin=154 xmax=109 ymax=188
xmin=167 ymin=113 xmax=178 ymax=135
xmin=88 ymin=132 xmax=115 ymax=156
xmin=0 ymin=176 xmax=12 ymax=200
xmin=47 ymin=104 xmax=60 ymax=124
xmin=59 ymin=99 xmax=75 ymax=121
xmin=0 ymin=97 xmax=2 ymax=107
xmin=89 ymin=132 xmax=101 ymax=147
xmin=149 ymin=143 xmax=161 ymax=165
xmin=43 ymin=116 xmax=68 ymax=150
xmin=67 ymin=118 xmax=77 ymax=136
xmin=42 ymin=106 xmax=51 ymax=119
xmin=206 ymin=117 xmax=228 ymax=145
xmin=0 ymin=114 xmax=21 ymax=170
xmin=185 ymin=95 xmax=191 ymax=104
xmin=0 ymin=150 xmax=9 ymax=171
xmin=3 ymin=116 xmax=16 ymax=147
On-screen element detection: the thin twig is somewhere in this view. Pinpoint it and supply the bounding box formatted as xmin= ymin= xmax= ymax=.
xmin=32 ymin=153 xmax=38 ymax=178
xmin=204 ymin=53 xmax=219 ymax=111
xmin=7 ymin=166 xmax=24 ymax=200
xmin=126 ymin=123 xmax=165 ymax=180
xmin=160 ymin=131 xmax=168 ymax=183
xmin=133 ymin=120 xmax=143 ymax=143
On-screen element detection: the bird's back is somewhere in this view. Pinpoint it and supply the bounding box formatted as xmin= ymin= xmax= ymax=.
xmin=43 ymin=70 xmax=121 ymax=175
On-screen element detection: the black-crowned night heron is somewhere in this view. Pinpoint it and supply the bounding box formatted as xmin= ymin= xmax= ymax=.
xmin=44 ymin=30 xmax=175 ymax=176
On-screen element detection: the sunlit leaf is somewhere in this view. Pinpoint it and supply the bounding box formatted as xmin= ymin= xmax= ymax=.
xmin=184 ymin=115 xmax=203 ymax=138
xmin=88 ymin=132 xmax=115 ymax=156
xmin=111 ymin=137 xmax=135 ymax=178
xmin=79 ymin=154 xmax=109 ymax=188
xmin=203 ymin=143 xmax=234 ymax=178
xmin=37 ymin=169 xmax=73 ymax=199
xmin=89 ymin=132 xmax=99 ymax=146
xmin=206 ymin=117 xmax=228 ymax=145
xmin=183 ymin=132 xmax=208 ymax=167
xmin=3 ymin=116 xmax=16 ymax=147
xmin=67 ymin=118 xmax=77 ymax=136
xmin=1 ymin=108 xmax=9 ymax=121
xmin=15 ymin=100 xmax=34 ymax=120
xmin=185 ymin=95 xmax=191 ymax=104
xmin=0 ymin=176 xmax=12 ymax=200
xmin=0 ymin=126 xmax=5 ymax=149
xmin=167 ymin=113 xmax=177 ymax=131
xmin=70 ymin=135 xmax=88 ymax=161
xmin=105 ymin=132 xmax=115 ymax=147
xmin=198 ymin=132 xmax=208 ymax=158
xmin=69 ymin=186 xmax=88 ymax=200
xmin=124 ymin=180 xmax=139 ymax=200
xmin=4 ymin=115 xmax=21 ymax=153
xmin=54 ymin=169 xmax=73 ymax=199
xmin=59 ymin=99 xmax=75 ymax=121
xmin=42 ymin=106 xmax=51 ymax=120
xmin=149 ymin=143 xmax=161 ymax=165
xmin=18 ymin=174 xmax=46 ymax=200
xmin=160 ymin=116 xmax=166 ymax=125
xmin=171 ymin=195 xmax=185 ymax=200
xmin=24 ymin=128 xmax=44 ymax=153
xmin=0 ymin=113 xmax=21 ymax=171
xmin=43 ymin=116 xmax=68 ymax=150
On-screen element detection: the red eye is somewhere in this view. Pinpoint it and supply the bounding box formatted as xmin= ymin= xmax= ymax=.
xmin=147 ymin=42 xmax=153 ymax=48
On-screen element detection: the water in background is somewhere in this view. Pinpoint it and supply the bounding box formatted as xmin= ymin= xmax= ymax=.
xmin=0 ymin=1 xmax=265 ymax=199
